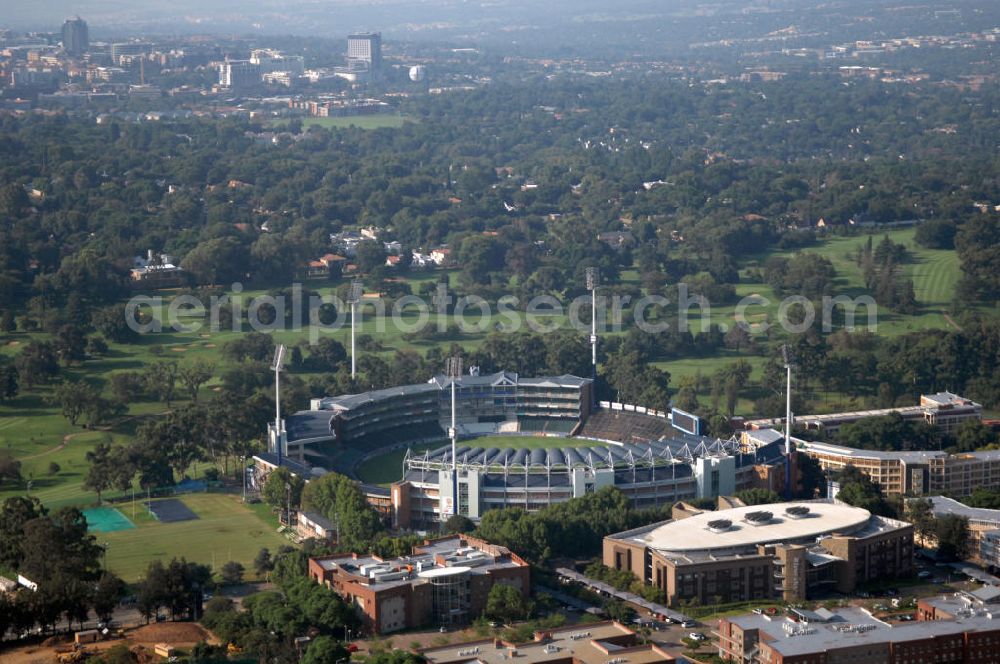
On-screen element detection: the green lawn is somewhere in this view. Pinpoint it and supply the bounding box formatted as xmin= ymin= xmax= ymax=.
xmin=658 ymin=228 xmax=966 ymax=339
xmin=355 ymin=441 xmax=443 ymax=486
xmin=764 ymin=227 xmax=964 ymax=336
xmin=99 ymin=493 xmax=288 ymax=582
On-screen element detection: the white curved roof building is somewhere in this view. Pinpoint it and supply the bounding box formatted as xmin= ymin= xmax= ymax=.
xmin=637 ymin=501 xmax=872 ymax=554
xmin=604 ymin=499 xmax=913 ymax=607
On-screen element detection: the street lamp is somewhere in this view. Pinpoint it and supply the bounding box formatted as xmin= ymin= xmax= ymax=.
xmin=445 ymin=355 xmax=462 ymax=522
xmin=781 ymin=344 xmax=795 ymax=499
xmin=348 ymin=280 xmax=364 ymax=379
xmin=585 ymin=267 xmax=599 ymax=407
xmin=272 ymin=344 xmax=287 ymax=467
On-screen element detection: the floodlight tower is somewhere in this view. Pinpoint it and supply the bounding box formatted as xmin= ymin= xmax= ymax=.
xmin=782 ymin=344 xmax=795 ymax=498
xmin=446 ymin=355 xmax=462 ymax=520
xmin=585 ymin=267 xmax=599 ymax=404
xmin=347 ymin=280 xmax=364 ymax=379
xmin=272 ymin=343 xmax=287 ymax=466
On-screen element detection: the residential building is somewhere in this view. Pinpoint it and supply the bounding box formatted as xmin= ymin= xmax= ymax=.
xmin=307 ymin=535 xmax=529 ymax=634
xmin=129 ymin=263 xmax=186 ymax=289
xmin=430 ymin=247 xmax=451 ymax=265
xmin=604 ymin=500 xmax=913 ymax=606
xmin=420 ymin=621 xmax=675 ymax=664
xmin=303 ymin=253 xmax=346 ymax=278
xmin=61 ymin=17 xmax=88 ymax=56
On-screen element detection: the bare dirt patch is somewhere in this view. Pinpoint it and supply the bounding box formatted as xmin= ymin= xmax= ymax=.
xmin=0 ymin=623 xmax=217 ymax=664
xmin=130 ymin=621 xmax=215 ymax=646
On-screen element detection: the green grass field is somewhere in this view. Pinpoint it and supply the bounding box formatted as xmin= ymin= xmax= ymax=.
xmin=742 ymin=227 xmax=963 ymax=336
xmin=99 ymin=493 xmax=289 ymax=582
xmin=617 ymin=229 xmax=964 ymax=338
xmin=355 ymin=442 xmax=442 ymax=485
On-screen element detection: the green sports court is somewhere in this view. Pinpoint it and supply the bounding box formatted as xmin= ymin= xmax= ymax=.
xmin=83 ymin=507 xmax=136 ymax=533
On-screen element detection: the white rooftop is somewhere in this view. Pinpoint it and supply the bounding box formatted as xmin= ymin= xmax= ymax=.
xmin=633 ymin=501 xmax=872 ymax=553
xmin=418 ymin=566 xmax=471 ymax=579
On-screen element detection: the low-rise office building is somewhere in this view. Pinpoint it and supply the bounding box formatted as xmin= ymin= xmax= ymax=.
xmin=604 ymin=500 xmax=913 ymax=606
xmin=746 ymin=392 xmax=981 ymax=437
xmin=801 ymin=441 xmax=1000 ymax=498
xmin=719 ymin=604 xmax=1000 ymax=664
xmin=420 ymin=622 xmax=674 ymax=664
xmin=308 ymin=535 xmax=529 ymax=634
xmin=921 ymin=496 xmax=1000 ymax=567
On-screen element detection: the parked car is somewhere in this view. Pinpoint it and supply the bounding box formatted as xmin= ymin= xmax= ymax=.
xmin=689 ymin=632 xmax=706 ymax=641
xmin=681 ymin=620 xmax=697 ymax=628
xmin=918 ymin=570 xmax=932 ymax=579
xmin=347 ymin=644 xmax=360 ymax=653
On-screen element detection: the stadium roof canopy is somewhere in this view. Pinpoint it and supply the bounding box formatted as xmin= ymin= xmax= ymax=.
xmin=403 ymin=434 xmax=780 ymax=474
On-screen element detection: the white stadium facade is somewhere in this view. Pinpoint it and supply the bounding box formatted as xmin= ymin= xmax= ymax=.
xmin=256 ymin=371 xmax=795 ymax=528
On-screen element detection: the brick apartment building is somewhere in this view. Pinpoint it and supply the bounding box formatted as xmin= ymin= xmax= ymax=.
xmin=308 ymin=535 xmax=529 ymax=634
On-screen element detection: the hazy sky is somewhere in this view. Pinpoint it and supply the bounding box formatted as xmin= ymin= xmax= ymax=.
xmin=4 ymin=0 xmax=994 ymax=60
xmin=3 ymin=0 xmax=728 ymax=36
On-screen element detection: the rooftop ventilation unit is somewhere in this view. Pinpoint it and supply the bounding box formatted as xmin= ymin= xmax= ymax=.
xmin=707 ymin=519 xmax=733 ymax=533
xmin=785 ymin=506 xmax=811 ymax=518
xmin=745 ymin=511 xmax=773 ymax=525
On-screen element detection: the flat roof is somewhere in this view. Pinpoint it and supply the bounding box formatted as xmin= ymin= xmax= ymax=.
xmin=923 ymin=496 xmax=1000 ymax=525
xmin=798 ymin=440 xmax=947 ymax=463
xmin=418 ymin=566 xmax=471 ymax=579
xmin=745 ymin=393 xmax=981 ymax=431
xmin=421 ymin=622 xmax=673 ymax=664
xmin=728 ymin=605 xmax=1000 ymax=657
xmin=621 ymin=501 xmax=872 ymax=554
xmin=311 ymin=536 xmax=525 ymax=591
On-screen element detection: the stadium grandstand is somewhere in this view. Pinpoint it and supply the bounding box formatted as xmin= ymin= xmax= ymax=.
xmin=578 ymin=407 xmax=676 ymax=443
xmin=391 ymin=434 xmax=788 ymax=528
xmin=270 ymin=371 xmax=592 ymax=463
xmin=259 ymin=370 xmax=795 ymax=527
